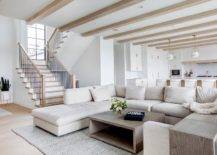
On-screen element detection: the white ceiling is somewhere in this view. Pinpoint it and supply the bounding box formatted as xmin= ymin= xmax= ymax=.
xmin=1 ymin=0 xmax=217 ymax=46
xmin=0 ymin=0 xmax=54 ymax=19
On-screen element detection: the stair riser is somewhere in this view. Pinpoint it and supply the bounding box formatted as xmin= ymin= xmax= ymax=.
xmin=45 ymin=82 xmax=60 ymax=86
xmin=33 ymin=60 xmax=46 ymax=65
xmin=45 ymin=92 xmax=64 ymax=98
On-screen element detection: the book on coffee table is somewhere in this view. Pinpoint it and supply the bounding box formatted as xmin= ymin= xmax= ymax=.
xmin=124 ymin=111 xmax=145 ymax=121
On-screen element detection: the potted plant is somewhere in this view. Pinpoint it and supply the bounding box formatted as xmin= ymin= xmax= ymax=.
xmin=110 ymin=98 xmax=127 ymax=115
xmin=0 ymin=77 xmax=11 ymax=91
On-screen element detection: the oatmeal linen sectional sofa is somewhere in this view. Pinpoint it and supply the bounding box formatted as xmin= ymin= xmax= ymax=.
xmin=32 ymin=85 xmax=197 ymax=136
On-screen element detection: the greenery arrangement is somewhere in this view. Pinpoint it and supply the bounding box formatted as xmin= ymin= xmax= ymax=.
xmin=110 ymin=98 xmax=128 ymax=114
xmin=0 ymin=77 xmax=11 ymax=91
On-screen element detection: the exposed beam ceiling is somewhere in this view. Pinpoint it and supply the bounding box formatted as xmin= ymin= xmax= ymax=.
xmin=157 ymin=38 xmax=217 ymax=49
xmin=59 ymin=0 xmax=144 ymax=32
xmin=82 ymin=0 xmax=210 ymax=36
xmin=27 ymin=0 xmax=73 ymax=24
xmin=148 ymin=33 xmax=217 ymax=47
xmin=162 ymin=41 xmax=217 ymax=51
xmin=117 ymin=20 xmax=217 ymax=42
xmin=133 ymin=27 xmax=217 ymax=45
xmin=106 ymin=8 xmax=217 ymax=40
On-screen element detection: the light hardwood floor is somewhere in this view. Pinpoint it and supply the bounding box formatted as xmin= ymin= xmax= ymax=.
xmin=0 ymin=104 xmax=42 ymax=155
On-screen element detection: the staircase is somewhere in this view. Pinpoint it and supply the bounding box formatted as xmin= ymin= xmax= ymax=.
xmin=17 ymin=29 xmax=76 ymax=107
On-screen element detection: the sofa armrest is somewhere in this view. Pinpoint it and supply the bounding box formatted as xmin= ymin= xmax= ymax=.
xmin=143 ymin=121 xmax=173 ymax=155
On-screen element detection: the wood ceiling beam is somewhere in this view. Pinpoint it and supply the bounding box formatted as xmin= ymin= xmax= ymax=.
xmin=82 ymin=0 xmax=210 ymax=36
xmin=157 ymin=38 xmax=217 ymax=49
xmin=27 ymin=0 xmax=73 ymax=24
xmin=133 ymin=28 xmax=217 ymax=45
xmin=117 ymin=20 xmax=217 ymax=42
xmin=148 ymin=34 xmax=217 ymax=47
xmin=106 ymin=8 xmax=217 ymax=40
xmin=59 ymin=0 xmax=144 ymax=32
xmin=162 ymin=41 xmax=217 ymax=51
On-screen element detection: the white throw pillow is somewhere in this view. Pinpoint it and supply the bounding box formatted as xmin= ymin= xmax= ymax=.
xmin=164 ymin=87 xmax=196 ymax=104
xmin=145 ymin=87 xmax=164 ymax=100
xmin=64 ymin=87 xmax=93 ymax=105
xmin=90 ymin=87 xmax=111 ymax=102
xmin=125 ymin=86 xmax=145 ymax=100
xmin=196 ymin=86 xmax=217 ymax=103
xmin=115 ymin=85 xmax=126 ymax=98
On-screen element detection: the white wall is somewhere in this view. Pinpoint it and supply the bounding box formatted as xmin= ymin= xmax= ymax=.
xmin=71 ymin=38 xmax=101 ymax=87
xmin=56 ymin=32 xmax=95 ymax=71
xmin=114 ymin=43 xmax=126 ymax=85
xmin=100 ymin=37 xmax=114 ymax=85
xmin=0 ymin=15 xmax=16 ymax=96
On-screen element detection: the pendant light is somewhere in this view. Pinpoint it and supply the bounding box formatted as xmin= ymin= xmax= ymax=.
xmin=167 ymin=39 xmax=174 ymax=60
xmin=192 ymin=35 xmax=199 ymax=58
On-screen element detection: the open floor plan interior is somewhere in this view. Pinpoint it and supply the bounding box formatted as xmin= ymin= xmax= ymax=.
xmin=1 ymin=0 xmax=217 ymax=155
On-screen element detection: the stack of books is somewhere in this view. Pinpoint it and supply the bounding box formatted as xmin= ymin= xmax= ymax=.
xmin=124 ymin=111 xmax=145 ymax=121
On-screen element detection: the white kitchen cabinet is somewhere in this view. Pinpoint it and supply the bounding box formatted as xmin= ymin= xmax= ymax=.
xmin=126 ymin=43 xmax=142 ymax=72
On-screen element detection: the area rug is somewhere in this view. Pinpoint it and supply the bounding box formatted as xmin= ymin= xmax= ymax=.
xmin=13 ymin=125 xmax=142 ymax=155
xmin=0 ymin=108 xmax=12 ymax=117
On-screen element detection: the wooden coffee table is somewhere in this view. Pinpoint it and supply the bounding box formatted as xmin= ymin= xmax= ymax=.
xmin=89 ymin=109 xmax=165 ymax=153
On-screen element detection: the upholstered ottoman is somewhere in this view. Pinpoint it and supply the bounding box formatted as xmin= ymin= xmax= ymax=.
xmin=143 ymin=121 xmax=173 ymax=155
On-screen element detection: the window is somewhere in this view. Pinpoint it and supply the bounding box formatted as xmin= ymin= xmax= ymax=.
xmin=27 ymin=24 xmax=46 ymax=60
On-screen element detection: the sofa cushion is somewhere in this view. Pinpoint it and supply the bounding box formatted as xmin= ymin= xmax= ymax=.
xmin=127 ymin=100 xmax=162 ymax=111
xmin=164 ymin=87 xmax=196 ymax=104
xmin=196 ymin=86 xmax=217 ymax=103
xmin=115 ymin=85 xmax=126 ymax=98
xmin=126 ymin=86 xmax=146 ymax=100
xmin=32 ymin=101 xmax=111 ymax=126
xmin=152 ymin=102 xmax=191 ymax=118
xmin=145 ymin=87 xmax=164 ymax=101
xmin=64 ymin=87 xmax=92 ymax=105
xmin=90 ymin=86 xmax=112 ymax=102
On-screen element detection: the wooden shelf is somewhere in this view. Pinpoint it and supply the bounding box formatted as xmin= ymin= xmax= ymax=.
xmin=90 ymin=126 xmax=134 ymax=153
xmin=182 ymin=59 xmax=217 ymax=64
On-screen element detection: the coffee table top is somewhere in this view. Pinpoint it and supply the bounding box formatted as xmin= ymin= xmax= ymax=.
xmin=89 ymin=109 xmax=165 ymax=130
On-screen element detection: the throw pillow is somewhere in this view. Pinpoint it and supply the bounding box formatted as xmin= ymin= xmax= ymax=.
xmin=90 ymin=87 xmax=111 ymax=102
xmin=164 ymin=87 xmax=196 ymax=104
xmin=196 ymin=86 xmax=217 ymax=103
xmin=145 ymin=87 xmax=165 ymax=101
xmin=125 ymin=86 xmax=145 ymax=100
xmin=64 ymin=87 xmax=93 ymax=105
xmin=115 ymin=85 xmax=126 ymax=98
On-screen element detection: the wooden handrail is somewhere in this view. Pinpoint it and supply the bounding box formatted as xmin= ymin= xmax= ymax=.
xmin=47 ymin=28 xmax=59 ymax=44
xmin=46 ymin=28 xmax=77 ymax=88
xmin=18 ymin=42 xmax=43 ymax=77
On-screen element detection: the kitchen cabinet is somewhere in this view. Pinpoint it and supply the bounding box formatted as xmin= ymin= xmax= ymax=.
xmin=126 ymin=43 xmax=142 ymax=72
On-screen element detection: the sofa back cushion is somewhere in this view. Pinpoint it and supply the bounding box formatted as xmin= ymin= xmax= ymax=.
xmin=145 ymin=87 xmax=164 ymax=101
xmin=115 ymin=85 xmax=126 ymax=98
xmin=164 ymin=87 xmax=196 ymax=104
xmin=64 ymin=87 xmax=92 ymax=105
xmin=90 ymin=86 xmax=112 ymax=102
xmin=196 ymin=86 xmax=217 ymax=103
xmin=125 ymin=86 xmax=146 ymax=100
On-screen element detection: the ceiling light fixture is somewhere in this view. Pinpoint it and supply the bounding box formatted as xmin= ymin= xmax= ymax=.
xmin=167 ymin=39 xmax=174 ymax=60
xmin=191 ymin=35 xmax=199 ymax=58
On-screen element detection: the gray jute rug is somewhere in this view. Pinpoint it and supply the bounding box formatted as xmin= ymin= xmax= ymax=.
xmin=13 ymin=125 xmax=143 ymax=155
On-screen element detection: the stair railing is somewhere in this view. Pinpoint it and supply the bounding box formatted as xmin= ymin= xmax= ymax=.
xmin=18 ymin=43 xmax=45 ymax=107
xmin=46 ymin=29 xmax=76 ymax=89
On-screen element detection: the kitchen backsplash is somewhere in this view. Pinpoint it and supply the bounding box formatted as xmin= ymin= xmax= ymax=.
xmin=183 ymin=63 xmax=217 ymax=77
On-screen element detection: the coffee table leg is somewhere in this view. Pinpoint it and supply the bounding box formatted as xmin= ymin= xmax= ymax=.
xmin=134 ymin=126 xmax=143 ymax=153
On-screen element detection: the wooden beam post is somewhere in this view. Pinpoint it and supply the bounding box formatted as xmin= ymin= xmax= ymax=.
xmin=59 ymin=0 xmax=144 ymax=32
xmin=27 ymin=0 xmax=73 ymax=25
xmin=82 ymin=0 xmax=211 ymax=36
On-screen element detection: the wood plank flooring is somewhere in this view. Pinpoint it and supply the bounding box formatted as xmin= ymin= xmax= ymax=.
xmin=0 ymin=104 xmax=42 ymax=155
